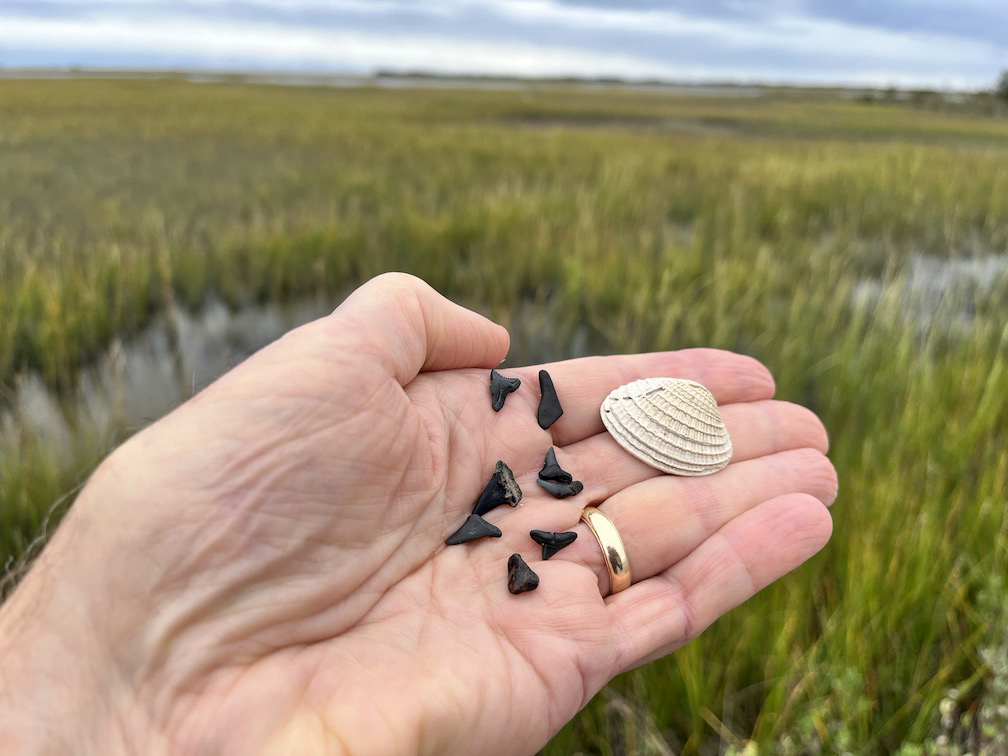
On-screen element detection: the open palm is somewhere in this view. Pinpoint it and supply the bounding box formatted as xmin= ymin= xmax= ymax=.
xmin=5 ymin=274 xmax=835 ymax=755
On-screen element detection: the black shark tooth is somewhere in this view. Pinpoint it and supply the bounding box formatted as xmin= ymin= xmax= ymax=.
xmin=536 ymin=479 xmax=584 ymax=499
xmin=529 ymin=530 xmax=577 ymax=560
xmin=538 ymin=446 xmax=573 ymax=484
xmin=537 ymin=370 xmax=564 ymax=430
xmin=445 ymin=514 xmax=503 ymax=545
xmin=472 ymin=460 xmax=523 ymax=516
xmin=489 ymin=369 xmax=521 ymax=412
xmin=507 ymin=553 xmax=540 ymax=594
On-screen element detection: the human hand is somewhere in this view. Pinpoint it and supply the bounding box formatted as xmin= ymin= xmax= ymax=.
xmin=0 ymin=273 xmax=836 ymax=755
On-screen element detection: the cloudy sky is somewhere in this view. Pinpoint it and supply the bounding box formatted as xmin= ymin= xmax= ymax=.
xmin=2 ymin=0 xmax=1007 ymax=89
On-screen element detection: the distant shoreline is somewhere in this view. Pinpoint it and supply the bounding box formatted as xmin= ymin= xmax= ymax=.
xmin=0 ymin=67 xmax=978 ymax=97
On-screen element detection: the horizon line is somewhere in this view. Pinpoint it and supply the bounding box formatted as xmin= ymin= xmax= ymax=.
xmin=0 ymin=65 xmax=991 ymax=94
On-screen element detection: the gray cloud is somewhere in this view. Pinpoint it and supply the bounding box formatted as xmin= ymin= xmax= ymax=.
xmin=803 ymin=0 xmax=1008 ymax=47
xmin=1 ymin=0 xmax=1005 ymax=88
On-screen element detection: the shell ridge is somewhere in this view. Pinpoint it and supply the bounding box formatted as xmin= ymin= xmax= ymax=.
xmin=608 ymin=404 xmax=728 ymax=467
xmin=600 ymin=378 xmax=732 ymax=476
xmin=636 ymin=391 xmax=728 ymax=442
xmin=620 ymin=388 xmax=731 ymax=458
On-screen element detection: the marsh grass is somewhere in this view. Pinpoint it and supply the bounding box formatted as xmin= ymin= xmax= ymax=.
xmin=2 ymin=78 xmax=1007 ymax=752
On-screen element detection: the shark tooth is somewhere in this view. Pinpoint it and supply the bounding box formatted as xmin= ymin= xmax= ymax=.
xmin=489 ymin=369 xmax=521 ymax=412
xmin=538 ymin=446 xmax=573 ymax=484
xmin=472 ymin=460 xmax=523 ymax=516
xmin=445 ymin=514 xmax=503 ymax=545
xmin=529 ymin=530 xmax=577 ymax=560
xmin=507 ymin=553 xmax=539 ymax=594
xmin=536 ymin=479 xmax=583 ymax=499
xmin=537 ymin=370 xmax=563 ymax=429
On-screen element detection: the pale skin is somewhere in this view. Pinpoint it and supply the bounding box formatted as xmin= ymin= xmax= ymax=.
xmin=0 ymin=273 xmax=837 ymax=754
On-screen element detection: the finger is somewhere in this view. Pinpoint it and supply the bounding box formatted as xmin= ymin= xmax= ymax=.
xmin=334 ymin=273 xmax=510 ymax=384
xmin=476 ymin=399 xmax=829 ymax=544
xmin=605 ymin=493 xmax=832 ymax=674
xmin=547 ymin=448 xmax=836 ymax=593
xmin=451 ymin=397 xmax=828 ymax=554
xmin=508 ymin=349 xmax=775 ymax=446
xmin=548 ymin=400 xmax=829 ymax=503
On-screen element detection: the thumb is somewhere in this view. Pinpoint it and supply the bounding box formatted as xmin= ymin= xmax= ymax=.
xmin=334 ymin=273 xmax=511 ymax=385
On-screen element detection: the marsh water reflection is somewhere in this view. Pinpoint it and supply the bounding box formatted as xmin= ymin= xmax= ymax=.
xmin=6 ymin=249 xmax=999 ymax=476
xmin=4 ymin=297 xmax=330 ymax=468
xmin=3 ymin=292 xmax=598 ymax=473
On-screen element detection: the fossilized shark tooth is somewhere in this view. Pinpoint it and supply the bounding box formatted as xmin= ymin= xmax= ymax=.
xmin=489 ymin=369 xmax=521 ymax=412
xmin=445 ymin=514 xmax=502 ymax=545
xmin=536 ymin=478 xmax=583 ymax=499
xmin=537 ymin=370 xmax=563 ymax=429
xmin=507 ymin=553 xmax=539 ymax=594
xmin=538 ymin=446 xmax=573 ymax=484
xmin=600 ymin=378 xmax=732 ymax=476
xmin=472 ymin=460 xmax=523 ymax=516
xmin=529 ymin=529 xmax=577 ymax=560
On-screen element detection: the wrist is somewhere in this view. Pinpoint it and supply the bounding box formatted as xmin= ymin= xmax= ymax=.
xmin=0 ymin=468 xmax=155 ymax=753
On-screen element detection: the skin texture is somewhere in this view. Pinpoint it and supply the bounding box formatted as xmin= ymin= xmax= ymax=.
xmin=0 ymin=273 xmax=837 ymax=755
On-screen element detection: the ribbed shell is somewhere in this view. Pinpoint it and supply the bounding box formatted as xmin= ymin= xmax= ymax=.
xmin=600 ymin=378 xmax=732 ymax=476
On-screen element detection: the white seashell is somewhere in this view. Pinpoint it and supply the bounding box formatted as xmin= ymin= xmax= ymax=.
xmin=600 ymin=378 xmax=732 ymax=476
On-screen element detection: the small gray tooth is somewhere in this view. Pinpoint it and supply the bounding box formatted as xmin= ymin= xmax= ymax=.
xmin=507 ymin=553 xmax=539 ymax=594
xmin=529 ymin=529 xmax=577 ymax=560
xmin=537 ymin=370 xmax=564 ymax=429
xmin=536 ymin=478 xmax=584 ymax=499
xmin=489 ymin=369 xmax=521 ymax=412
xmin=538 ymin=446 xmax=573 ymax=483
xmin=445 ymin=514 xmax=502 ymax=545
xmin=472 ymin=460 xmax=523 ymax=516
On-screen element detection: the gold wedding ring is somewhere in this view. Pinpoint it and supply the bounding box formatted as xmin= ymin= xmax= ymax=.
xmin=579 ymin=506 xmax=632 ymax=596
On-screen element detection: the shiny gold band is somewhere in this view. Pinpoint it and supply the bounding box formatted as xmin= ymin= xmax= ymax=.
xmin=579 ymin=506 xmax=632 ymax=596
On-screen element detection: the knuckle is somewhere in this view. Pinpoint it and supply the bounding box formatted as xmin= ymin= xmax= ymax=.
xmin=368 ymin=271 xmax=431 ymax=299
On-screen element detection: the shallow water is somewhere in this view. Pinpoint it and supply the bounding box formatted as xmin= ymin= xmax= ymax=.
xmin=10 ymin=248 xmax=997 ymax=474
xmin=3 ymin=297 xmax=333 ymax=467
xmin=8 ymin=247 xmax=1002 ymax=473
xmin=852 ymin=252 xmax=1008 ymax=336
xmin=2 ymin=291 xmax=599 ymax=472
